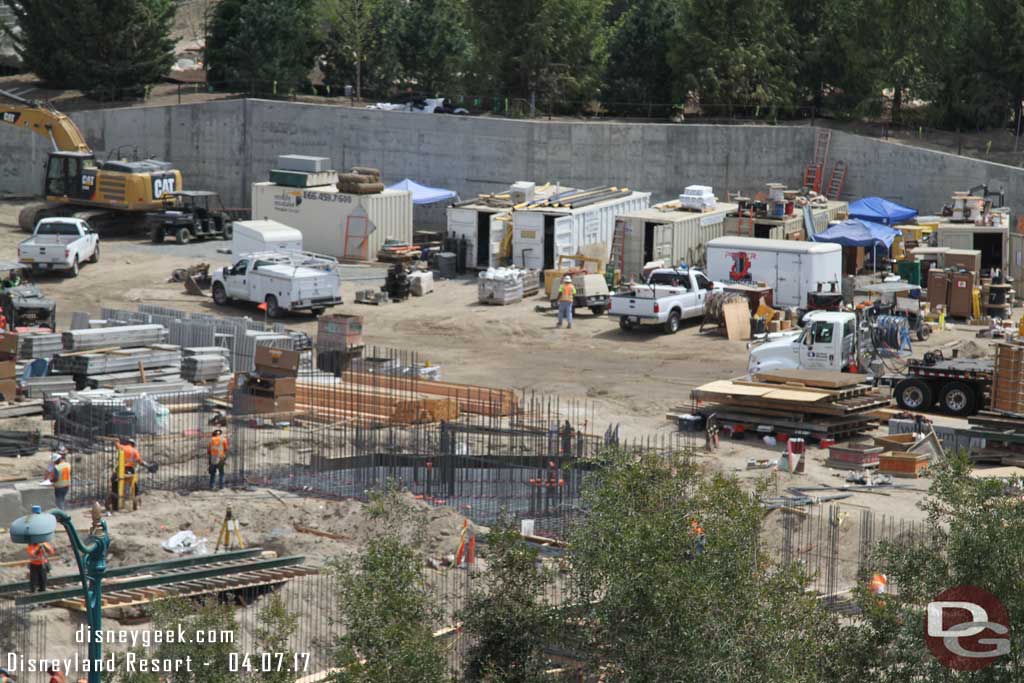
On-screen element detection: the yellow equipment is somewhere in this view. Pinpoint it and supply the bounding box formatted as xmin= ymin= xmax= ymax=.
xmin=216 ymin=506 xmax=246 ymax=551
xmin=1 ymin=88 xmax=184 ymax=232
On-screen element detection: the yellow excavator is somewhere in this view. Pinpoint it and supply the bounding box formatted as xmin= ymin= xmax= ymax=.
xmin=0 ymin=88 xmax=184 ymax=232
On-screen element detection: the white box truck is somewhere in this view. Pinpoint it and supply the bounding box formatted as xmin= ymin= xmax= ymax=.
xmin=705 ymin=237 xmax=842 ymax=308
xmin=232 ymin=219 xmax=304 ymax=255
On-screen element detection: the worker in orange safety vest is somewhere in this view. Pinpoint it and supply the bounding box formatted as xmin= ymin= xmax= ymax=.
xmin=207 ymin=429 xmax=229 ymax=490
xmin=27 ymin=540 xmax=55 ymax=592
xmin=555 ymin=275 xmax=576 ymax=329
xmin=691 ymin=518 xmax=706 ymax=557
xmin=108 ymin=437 xmax=147 ymax=511
xmin=48 ymin=448 xmax=71 ymax=510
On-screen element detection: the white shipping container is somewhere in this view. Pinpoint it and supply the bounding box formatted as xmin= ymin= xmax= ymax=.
xmin=446 ymin=206 xmax=512 ymax=269
xmin=512 ymin=191 xmax=651 ymax=270
xmin=251 ymin=182 xmax=413 ymax=261
xmin=705 ymin=236 xmax=842 ymax=308
xmin=616 ymin=202 xmax=737 ymax=279
xmin=232 ymin=219 xmax=304 ymax=255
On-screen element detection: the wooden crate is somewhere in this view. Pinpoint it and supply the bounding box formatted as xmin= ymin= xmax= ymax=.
xmin=826 ymin=443 xmax=882 ymax=469
xmin=992 ymin=343 xmax=1024 ymax=416
xmin=878 ymin=452 xmax=929 ymax=478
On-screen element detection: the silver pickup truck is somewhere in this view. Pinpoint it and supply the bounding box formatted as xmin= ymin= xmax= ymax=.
xmin=609 ymin=267 xmax=721 ymax=334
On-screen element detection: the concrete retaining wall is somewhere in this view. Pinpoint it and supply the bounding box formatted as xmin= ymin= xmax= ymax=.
xmin=2 ymin=98 xmax=1023 ymax=220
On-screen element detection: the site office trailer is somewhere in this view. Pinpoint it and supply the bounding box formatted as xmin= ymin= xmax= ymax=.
xmin=511 ymin=192 xmax=652 ymax=271
xmin=615 ymin=202 xmax=738 ymax=280
xmin=251 ymin=182 xmax=413 ymax=260
xmin=446 ymin=204 xmax=513 ymax=269
xmin=705 ymin=236 xmax=843 ymax=308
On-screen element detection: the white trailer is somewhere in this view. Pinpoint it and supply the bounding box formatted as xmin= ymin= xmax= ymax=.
xmin=705 ymin=236 xmax=842 ymax=308
xmin=251 ymin=182 xmax=413 ymax=261
xmin=512 ymin=191 xmax=651 ymax=271
xmin=232 ymin=219 xmax=304 ymax=255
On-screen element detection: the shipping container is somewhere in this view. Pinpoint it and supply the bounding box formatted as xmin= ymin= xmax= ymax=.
xmin=512 ymin=191 xmax=651 ymax=270
xmin=446 ymin=205 xmax=513 ymax=269
xmin=1011 ymin=232 xmax=1024 ymax=299
xmin=935 ymin=221 xmax=1010 ymax=274
xmin=251 ymin=182 xmax=413 ymax=261
xmin=723 ymin=201 xmax=848 ymax=240
xmin=615 ymin=202 xmax=738 ymax=279
xmin=705 ymin=236 xmax=842 ymax=308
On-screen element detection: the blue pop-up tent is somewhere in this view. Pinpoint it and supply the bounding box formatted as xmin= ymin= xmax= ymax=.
xmin=812 ymin=219 xmax=900 ymax=248
xmin=385 ymin=178 xmax=457 ymax=205
xmin=848 ymin=196 xmax=917 ymax=225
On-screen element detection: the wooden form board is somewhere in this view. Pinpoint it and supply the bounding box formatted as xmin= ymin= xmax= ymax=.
xmin=339 ymin=372 xmax=518 ymax=416
xmin=722 ymin=301 xmax=750 ymax=341
xmin=753 ymin=369 xmax=869 ymax=389
xmin=296 ymin=384 xmax=460 ymax=424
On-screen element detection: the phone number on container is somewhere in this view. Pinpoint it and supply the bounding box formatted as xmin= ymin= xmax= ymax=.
xmin=230 ymin=653 xmax=311 ymax=673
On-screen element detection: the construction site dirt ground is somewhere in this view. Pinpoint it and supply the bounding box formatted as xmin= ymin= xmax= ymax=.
xmin=0 ymin=198 xmax=1012 ymax=579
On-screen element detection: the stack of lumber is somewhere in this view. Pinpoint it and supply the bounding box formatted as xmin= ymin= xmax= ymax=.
xmin=18 ymin=332 xmax=62 ymax=359
xmin=340 ymin=371 xmax=518 ymax=416
xmin=991 ymin=340 xmax=1024 ymax=416
xmin=23 ymin=375 xmax=77 ymax=397
xmin=53 ymin=346 xmax=181 ymax=375
xmin=62 ymin=324 xmax=166 ymax=352
xmin=296 ymin=381 xmax=459 ymax=425
xmin=965 ymin=411 xmax=1024 ymax=466
xmin=688 ymin=370 xmax=889 ymax=441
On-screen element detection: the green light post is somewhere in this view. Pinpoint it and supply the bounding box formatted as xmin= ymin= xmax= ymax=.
xmin=10 ymin=503 xmax=110 ymax=683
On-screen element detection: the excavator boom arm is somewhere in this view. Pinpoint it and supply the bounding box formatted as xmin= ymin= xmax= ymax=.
xmin=0 ymin=89 xmax=91 ymax=154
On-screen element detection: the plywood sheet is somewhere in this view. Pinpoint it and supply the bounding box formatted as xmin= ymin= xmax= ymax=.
xmin=694 ymin=380 xmax=771 ymax=397
xmin=970 ymin=466 xmax=1024 ymax=479
xmin=754 ymin=369 xmax=869 ymax=389
xmin=722 ymin=301 xmax=750 ymax=341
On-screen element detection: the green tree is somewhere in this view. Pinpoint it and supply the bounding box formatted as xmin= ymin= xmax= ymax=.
xmin=320 ymin=0 xmax=405 ymax=99
xmin=836 ymin=453 xmax=1024 ymax=681
xmin=329 ymin=487 xmax=446 ymax=683
xmin=461 ymin=520 xmax=554 ymax=682
xmin=669 ymin=0 xmax=798 ymax=116
xmin=255 ymin=595 xmax=300 ymax=683
xmin=112 ymin=598 xmax=240 ymax=683
xmin=2 ymin=0 xmax=175 ymax=99
xmin=205 ymin=0 xmax=319 ymax=94
xmin=567 ymin=449 xmax=840 ymax=682
xmin=397 ymin=0 xmax=471 ymax=95
xmin=604 ymin=0 xmax=681 ymax=112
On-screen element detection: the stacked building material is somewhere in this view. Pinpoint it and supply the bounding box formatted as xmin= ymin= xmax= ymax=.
xmin=18 ymin=332 xmax=63 ymax=359
xmin=270 ymin=155 xmax=338 ymax=188
xmin=478 ymin=267 xmax=526 ymax=305
xmin=62 ymin=324 xmax=166 ymax=352
xmin=296 ymin=375 xmax=459 ymax=425
xmin=0 ymin=333 xmax=17 ymax=401
xmin=182 ymin=354 xmax=229 ymax=382
xmin=23 ymin=375 xmax=77 ymax=398
xmin=233 ymin=346 xmax=300 ymax=415
xmin=53 ymin=347 xmax=181 ymax=375
xmin=340 ymin=371 xmax=518 ymax=416
xmin=688 ymin=370 xmax=889 ymax=441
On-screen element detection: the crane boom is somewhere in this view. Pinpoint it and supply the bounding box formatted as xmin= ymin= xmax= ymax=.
xmin=0 ymin=88 xmax=91 ymax=154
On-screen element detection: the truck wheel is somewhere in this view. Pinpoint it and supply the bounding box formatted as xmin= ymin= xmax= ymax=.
xmin=89 ymin=243 xmax=99 ymax=264
xmin=663 ymin=310 xmax=681 ymax=334
xmin=619 ymin=318 xmax=636 ymax=331
xmin=894 ymin=378 xmax=932 ymax=411
xmin=212 ymin=283 xmax=229 ymax=306
xmin=176 ymin=227 xmax=192 ymax=244
xmin=151 ymin=227 xmax=165 ymax=243
xmin=223 ymin=223 xmax=233 ymax=240
xmin=68 ymin=257 xmax=79 ymax=278
xmin=917 ymin=324 xmax=931 ymax=342
xmin=311 ymin=307 xmax=326 ymax=316
xmin=590 ymin=305 xmax=607 ymax=316
xmin=939 ymin=381 xmax=977 ymax=416
xmin=265 ymin=295 xmax=282 ymax=318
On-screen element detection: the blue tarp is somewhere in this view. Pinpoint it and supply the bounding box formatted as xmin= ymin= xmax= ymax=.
xmin=385 ymin=178 xmax=457 ymax=205
xmin=848 ymin=196 xmax=918 ymax=225
xmin=812 ymin=219 xmax=900 ymax=248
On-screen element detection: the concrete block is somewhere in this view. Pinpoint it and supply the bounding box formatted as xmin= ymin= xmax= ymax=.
xmin=0 ymin=488 xmax=23 ymax=527
xmin=15 ymin=481 xmax=55 ymax=513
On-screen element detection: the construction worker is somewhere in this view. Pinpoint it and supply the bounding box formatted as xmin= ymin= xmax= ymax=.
xmin=0 ymin=667 xmax=16 ymax=683
xmin=108 ymin=437 xmax=145 ymax=511
xmin=555 ymin=275 xmax=576 ymax=329
xmin=46 ymin=665 xmax=65 ymax=683
xmin=27 ymin=539 xmax=55 ymax=592
xmin=207 ymin=428 xmax=229 ymax=490
xmin=691 ymin=518 xmax=706 ymax=557
xmin=48 ymin=448 xmax=71 ymax=510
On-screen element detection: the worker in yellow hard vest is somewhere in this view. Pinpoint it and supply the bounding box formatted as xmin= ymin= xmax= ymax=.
xmin=48 ymin=448 xmax=71 ymax=510
xmin=207 ymin=429 xmax=229 ymax=490
xmin=556 ymin=275 xmax=576 ymax=329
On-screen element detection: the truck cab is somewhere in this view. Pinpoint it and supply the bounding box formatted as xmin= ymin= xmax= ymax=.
xmin=748 ymin=311 xmax=857 ymax=374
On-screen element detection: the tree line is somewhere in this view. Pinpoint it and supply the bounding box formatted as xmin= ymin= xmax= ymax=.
xmin=109 ymin=450 xmax=1024 ymax=683
xmin=2 ymin=0 xmax=1023 ymax=129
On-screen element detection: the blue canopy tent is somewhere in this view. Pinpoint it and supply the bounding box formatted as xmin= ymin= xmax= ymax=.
xmin=848 ymin=196 xmax=917 ymax=226
xmin=812 ymin=219 xmax=901 ymax=273
xmin=385 ymin=178 xmax=457 ymax=205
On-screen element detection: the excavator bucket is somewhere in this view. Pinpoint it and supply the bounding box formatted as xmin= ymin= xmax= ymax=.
xmin=184 ymin=274 xmax=209 ymax=296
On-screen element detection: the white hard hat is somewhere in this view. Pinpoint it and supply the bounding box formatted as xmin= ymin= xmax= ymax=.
xmin=51 ymin=453 xmax=62 ymax=463
xmin=562 ymin=275 xmax=572 ymax=283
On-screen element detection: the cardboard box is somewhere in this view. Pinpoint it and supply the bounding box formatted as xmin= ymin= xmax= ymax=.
xmin=0 ymin=360 xmax=16 ymax=380
xmin=232 ymin=392 xmax=296 ymax=415
xmin=0 ymin=380 xmax=18 ymax=402
xmin=0 ymin=334 xmax=18 ymax=357
xmin=318 ymin=314 xmax=364 ymax=348
xmin=942 ymin=248 xmax=982 ymax=273
xmin=254 ymin=346 xmax=300 ymax=377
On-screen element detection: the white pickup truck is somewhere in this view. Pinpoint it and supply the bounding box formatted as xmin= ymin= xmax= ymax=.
xmin=18 ymin=218 xmax=100 ymax=277
xmin=609 ymin=267 xmax=722 ymax=334
xmin=211 ymin=251 xmax=342 ymax=317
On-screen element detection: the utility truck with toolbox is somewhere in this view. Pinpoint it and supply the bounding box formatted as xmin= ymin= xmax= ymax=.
xmin=18 ymin=217 xmax=99 ymax=277
xmin=211 ymin=251 xmax=342 ymax=318
xmin=748 ymin=310 xmax=992 ymax=416
xmin=609 ymin=267 xmax=721 ymax=334
xmin=705 ymin=236 xmax=841 ymax=309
